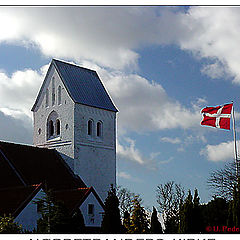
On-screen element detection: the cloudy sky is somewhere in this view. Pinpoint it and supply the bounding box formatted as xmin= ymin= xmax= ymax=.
xmin=0 ymin=6 xmax=239 ymax=207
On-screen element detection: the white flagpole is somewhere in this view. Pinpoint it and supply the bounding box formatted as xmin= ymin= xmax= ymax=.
xmin=232 ymin=102 xmax=239 ymax=181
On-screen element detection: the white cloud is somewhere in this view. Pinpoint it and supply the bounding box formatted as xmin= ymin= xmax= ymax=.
xmin=0 ymin=110 xmax=32 ymax=144
xmin=200 ymin=140 xmax=239 ymax=162
xmin=1 ymin=7 xmax=240 ymax=84
xmin=175 ymin=7 xmax=240 ymax=83
xmin=117 ymin=137 xmax=145 ymax=165
xmin=0 ymin=7 xmax=162 ymax=70
xmin=0 ymin=65 xmax=47 ymax=118
xmin=160 ymin=137 xmax=181 ymax=144
xmin=97 ymin=67 xmax=201 ymax=132
xmin=117 ymin=171 xmax=141 ymax=182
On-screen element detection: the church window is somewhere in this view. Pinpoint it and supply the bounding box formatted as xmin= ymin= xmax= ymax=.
xmin=49 ymin=120 xmax=54 ymax=136
xmin=88 ymin=204 xmax=94 ymax=215
xmin=45 ymin=89 xmax=49 ymax=107
xmin=47 ymin=111 xmax=59 ymax=139
xmin=88 ymin=120 xmax=93 ymax=136
xmin=58 ymin=86 xmax=61 ymax=105
xmin=66 ymin=124 xmax=69 ymax=130
xmin=97 ymin=121 xmax=102 ymax=137
xmin=38 ymin=128 xmax=41 ymax=135
xmin=52 ymin=77 xmax=55 ymax=106
xmin=56 ymin=119 xmax=60 ymax=135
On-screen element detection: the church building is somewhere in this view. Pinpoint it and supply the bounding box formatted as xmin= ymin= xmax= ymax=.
xmin=0 ymin=59 xmax=118 ymax=231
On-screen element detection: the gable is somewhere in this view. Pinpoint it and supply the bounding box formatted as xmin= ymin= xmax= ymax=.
xmin=32 ymin=59 xmax=118 ymax=112
xmin=31 ymin=62 xmax=72 ymax=112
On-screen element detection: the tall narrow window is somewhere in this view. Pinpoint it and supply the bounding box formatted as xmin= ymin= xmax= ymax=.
xmin=97 ymin=121 xmax=102 ymax=137
xmin=58 ymin=86 xmax=61 ymax=105
xmin=49 ymin=120 xmax=54 ymax=136
xmin=56 ymin=119 xmax=60 ymax=135
xmin=52 ymin=77 xmax=55 ymax=106
xmin=45 ymin=89 xmax=49 ymax=107
xmin=88 ymin=120 xmax=93 ymax=136
xmin=88 ymin=204 xmax=94 ymax=215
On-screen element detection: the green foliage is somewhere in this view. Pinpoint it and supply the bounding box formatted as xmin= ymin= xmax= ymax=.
xmin=156 ymin=181 xmax=185 ymax=233
xmin=117 ymin=186 xmax=136 ymax=218
xmin=179 ymin=189 xmax=204 ymax=233
xmin=122 ymin=211 xmax=131 ymax=233
xmin=101 ymin=185 xmax=122 ymax=233
xmin=179 ymin=190 xmax=193 ymax=233
xmin=150 ymin=207 xmax=163 ymax=233
xmin=193 ymin=189 xmax=204 ymax=233
xmin=164 ymin=215 xmax=179 ymax=233
xmin=227 ymin=184 xmax=240 ymax=228
xmin=202 ymin=196 xmax=229 ymax=228
xmin=128 ymin=196 xmax=149 ymax=233
xmin=0 ymin=215 xmax=22 ymax=233
xmin=35 ymin=190 xmax=85 ymax=233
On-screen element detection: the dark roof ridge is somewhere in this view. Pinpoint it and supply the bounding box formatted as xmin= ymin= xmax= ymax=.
xmin=52 ymin=58 xmax=96 ymax=74
xmin=13 ymin=183 xmax=43 ymax=217
xmin=0 ymin=183 xmax=41 ymax=192
xmin=54 ymin=150 xmax=87 ymax=188
xmin=0 ymin=145 xmax=27 ymax=186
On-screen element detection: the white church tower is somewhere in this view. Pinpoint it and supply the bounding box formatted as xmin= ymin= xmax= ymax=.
xmin=31 ymin=59 xmax=118 ymax=201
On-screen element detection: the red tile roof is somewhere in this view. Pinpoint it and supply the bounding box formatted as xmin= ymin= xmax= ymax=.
xmin=53 ymin=187 xmax=104 ymax=215
xmin=0 ymin=141 xmax=86 ymax=190
xmin=0 ymin=184 xmax=42 ymax=217
xmin=0 ymin=141 xmax=104 ymax=219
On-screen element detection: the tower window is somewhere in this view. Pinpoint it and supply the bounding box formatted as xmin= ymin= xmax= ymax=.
xmin=47 ymin=111 xmax=59 ymax=140
xmin=58 ymin=86 xmax=61 ymax=105
xmin=88 ymin=120 xmax=93 ymax=136
xmin=97 ymin=121 xmax=102 ymax=137
xmin=56 ymin=119 xmax=60 ymax=135
xmin=49 ymin=120 xmax=54 ymax=136
xmin=45 ymin=89 xmax=49 ymax=107
xmin=52 ymin=77 xmax=55 ymax=106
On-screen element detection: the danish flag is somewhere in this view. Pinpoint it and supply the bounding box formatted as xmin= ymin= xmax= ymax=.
xmin=201 ymin=103 xmax=233 ymax=130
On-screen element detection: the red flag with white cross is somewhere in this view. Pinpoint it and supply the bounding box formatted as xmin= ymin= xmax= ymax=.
xmin=201 ymin=103 xmax=233 ymax=130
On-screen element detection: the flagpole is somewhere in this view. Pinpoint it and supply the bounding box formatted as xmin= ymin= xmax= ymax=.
xmin=232 ymin=102 xmax=239 ymax=182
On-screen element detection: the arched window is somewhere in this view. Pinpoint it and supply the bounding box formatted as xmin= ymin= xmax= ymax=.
xmin=58 ymin=86 xmax=61 ymax=105
xmin=45 ymin=89 xmax=49 ymax=107
xmin=47 ymin=111 xmax=59 ymax=139
xmin=97 ymin=121 xmax=102 ymax=137
xmin=49 ymin=120 xmax=54 ymax=136
xmin=52 ymin=77 xmax=55 ymax=106
xmin=88 ymin=120 xmax=93 ymax=136
xmin=56 ymin=119 xmax=60 ymax=135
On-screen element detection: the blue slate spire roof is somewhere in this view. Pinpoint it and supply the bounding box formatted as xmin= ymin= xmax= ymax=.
xmin=32 ymin=59 xmax=118 ymax=112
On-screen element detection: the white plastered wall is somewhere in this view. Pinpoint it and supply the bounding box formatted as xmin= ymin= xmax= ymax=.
xmin=15 ymin=189 xmax=45 ymax=231
xmin=79 ymin=192 xmax=104 ymax=227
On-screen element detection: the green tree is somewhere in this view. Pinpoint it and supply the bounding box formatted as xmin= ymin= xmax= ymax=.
xmin=101 ymin=185 xmax=122 ymax=233
xmin=192 ymin=189 xmax=203 ymax=233
xmin=116 ymin=186 xmax=136 ymax=218
xmin=122 ymin=211 xmax=131 ymax=233
xmin=230 ymin=184 xmax=240 ymax=228
xmin=156 ymin=181 xmax=185 ymax=233
xmin=179 ymin=190 xmax=193 ymax=233
xmin=202 ymin=196 xmax=228 ymax=230
xmin=0 ymin=215 xmax=22 ymax=233
xmin=128 ymin=196 xmax=149 ymax=233
xmin=150 ymin=207 xmax=163 ymax=233
xmin=36 ymin=190 xmax=85 ymax=233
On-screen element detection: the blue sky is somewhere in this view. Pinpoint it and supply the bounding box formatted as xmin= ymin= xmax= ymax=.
xmin=0 ymin=6 xmax=239 ymax=209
